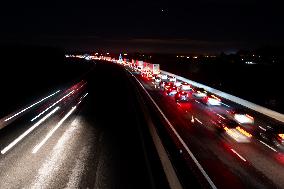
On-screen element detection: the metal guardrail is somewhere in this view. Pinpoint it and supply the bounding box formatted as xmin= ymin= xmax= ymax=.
xmin=161 ymin=70 xmax=284 ymax=123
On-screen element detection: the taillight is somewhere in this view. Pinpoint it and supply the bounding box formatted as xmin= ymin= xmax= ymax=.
xmin=236 ymin=126 xmax=252 ymax=138
xmin=278 ymin=134 xmax=284 ymax=140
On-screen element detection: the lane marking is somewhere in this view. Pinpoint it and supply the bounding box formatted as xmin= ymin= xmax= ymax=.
xmin=32 ymin=106 xmax=76 ymax=154
xmin=259 ymin=140 xmax=278 ymax=152
xmin=195 ymin=118 xmax=203 ymax=125
xmin=129 ymin=71 xmax=218 ymax=189
xmin=216 ymin=113 xmax=226 ymax=120
xmin=195 ymin=100 xmax=200 ymax=104
xmin=1 ymin=107 xmax=60 ymax=154
xmin=259 ymin=126 xmax=267 ymax=131
xmin=231 ymin=149 xmax=247 ymax=162
xmin=221 ymin=102 xmax=230 ymax=108
xmin=31 ymin=90 xmax=74 ymax=122
xmin=4 ymin=90 xmax=60 ymax=122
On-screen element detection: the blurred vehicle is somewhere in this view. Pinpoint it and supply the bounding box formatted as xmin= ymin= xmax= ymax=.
xmin=212 ymin=114 xmax=253 ymax=142
xmin=192 ymin=88 xmax=207 ymax=98
xmin=168 ymin=76 xmax=176 ymax=82
xmin=174 ymin=81 xmax=182 ymax=87
xmin=160 ymin=81 xmax=173 ymax=89
xmin=258 ymin=124 xmax=284 ymax=150
xmin=166 ymin=86 xmax=178 ymax=96
xmin=154 ymin=77 xmax=162 ymax=83
xmin=179 ymin=82 xmax=192 ymax=91
xmin=161 ymin=74 xmax=168 ymax=81
xmin=227 ymin=108 xmax=255 ymax=124
xmin=201 ymin=94 xmax=222 ymax=106
xmin=175 ymin=91 xmax=189 ymax=102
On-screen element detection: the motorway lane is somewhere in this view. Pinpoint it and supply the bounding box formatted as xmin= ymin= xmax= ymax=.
xmin=0 ymin=62 xmax=169 ymax=189
xmin=133 ymin=71 xmax=284 ymax=189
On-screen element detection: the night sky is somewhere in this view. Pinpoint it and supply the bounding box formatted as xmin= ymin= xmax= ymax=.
xmin=0 ymin=0 xmax=283 ymax=53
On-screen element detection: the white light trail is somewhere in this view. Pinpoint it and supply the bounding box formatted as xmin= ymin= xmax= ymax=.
xmin=1 ymin=107 xmax=60 ymax=154
xmin=231 ymin=149 xmax=247 ymax=162
xmin=31 ymin=90 xmax=74 ymax=122
xmin=4 ymin=90 xmax=60 ymax=122
xmin=32 ymin=106 xmax=77 ymax=154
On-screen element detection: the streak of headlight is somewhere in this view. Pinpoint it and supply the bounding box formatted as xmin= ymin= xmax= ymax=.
xmin=32 ymin=106 xmax=76 ymax=154
xmin=31 ymin=90 xmax=74 ymax=122
xmin=4 ymin=90 xmax=60 ymax=122
xmin=1 ymin=107 xmax=60 ymax=154
xmin=231 ymin=149 xmax=247 ymax=162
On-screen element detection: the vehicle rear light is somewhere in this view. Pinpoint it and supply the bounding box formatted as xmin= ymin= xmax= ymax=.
xmin=211 ymin=95 xmax=221 ymax=101
xmin=278 ymin=134 xmax=284 ymax=140
xmin=236 ymin=126 xmax=252 ymax=138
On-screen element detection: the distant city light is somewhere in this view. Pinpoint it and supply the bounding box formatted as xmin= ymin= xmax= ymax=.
xmin=193 ymin=56 xmax=198 ymax=59
xmin=123 ymin=53 xmax=128 ymax=56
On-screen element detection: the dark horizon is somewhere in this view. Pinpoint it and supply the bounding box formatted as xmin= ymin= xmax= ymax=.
xmin=0 ymin=0 xmax=283 ymax=53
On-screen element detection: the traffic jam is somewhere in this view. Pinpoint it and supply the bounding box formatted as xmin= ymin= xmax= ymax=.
xmin=118 ymin=59 xmax=284 ymax=153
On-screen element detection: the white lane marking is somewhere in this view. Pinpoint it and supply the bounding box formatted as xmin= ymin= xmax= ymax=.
xmin=195 ymin=100 xmax=200 ymax=104
xmin=195 ymin=118 xmax=203 ymax=125
xmin=32 ymin=106 xmax=76 ymax=153
xmin=4 ymin=90 xmax=60 ymax=122
xmin=259 ymin=140 xmax=278 ymax=152
xmin=1 ymin=107 xmax=60 ymax=154
xmin=31 ymin=90 xmax=74 ymax=122
xmin=259 ymin=126 xmax=267 ymax=131
xmin=231 ymin=149 xmax=247 ymax=162
xmin=221 ymin=102 xmax=230 ymax=107
xmin=216 ymin=113 xmax=226 ymax=120
xmin=129 ymin=71 xmax=218 ymax=189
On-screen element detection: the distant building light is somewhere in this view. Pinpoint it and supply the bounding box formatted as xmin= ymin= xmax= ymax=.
xmin=123 ymin=53 xmax=128 ymax=56
xmin=176 ymin=55 xmax=179 ymax=58
xmin=186 ymin=56 xmax=190 ymax=59
xmin=106 ymin=53 xmax=110 ymax=55
xmin=193 ymin=56 xmax=198 ymax=59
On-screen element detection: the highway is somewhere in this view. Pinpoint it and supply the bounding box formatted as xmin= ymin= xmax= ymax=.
xmin=1 ymin=60 xmax=284 ymax=189
xmin=0 ymin=62 xmax=170 ymax=189
xmin=126 ymin=65 xmax=284 ymax=189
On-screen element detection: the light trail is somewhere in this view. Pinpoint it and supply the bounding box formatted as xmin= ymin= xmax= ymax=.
xmin=32 ymin=106 xmax=77 ymax=154
xmin=31 ymin=90 xmax=74 ymax=122
xmin=4 ymin=90 xmax=60 ymax=122
xmin=1 ymin=107 xmax=60 ymax=154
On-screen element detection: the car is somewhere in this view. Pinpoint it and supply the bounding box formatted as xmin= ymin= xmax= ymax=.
xmin=174 ymin=81 xmax=182 ymax=87
xmin=168 ymin=76 xmax=176 ymax=82
xmin=192 ymin=87 xmax=207 ymax=98
xmin=179 ymin=82 xmax=192 ymax=91
xmin=165 ymin=85 xmax=178 ymax=96
xmin=161 ymin=74 xmax=168 ymax=81
xmin=175 ymin=91 xmax=190 ymax=102
xmin=227 ymin=108 xmax=255 ymax=124
xmin=160 ymin=81 xmax=173 ymax=89
xmin=201 ymin=94 xmax=222 ymax=106
xmin=212 ymin=115 xmax=253 ymax=142
xmin=258 ymin=124 xmax=284 ymax=150
xmin=155 ymin=77 xmax=162 ymax=83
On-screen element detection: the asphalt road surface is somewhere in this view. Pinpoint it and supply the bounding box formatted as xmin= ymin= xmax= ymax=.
xmin=129 ymin=66 xmax=284 ymax=189
xmin=0 ymin=62 xmax=170 ymax=189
